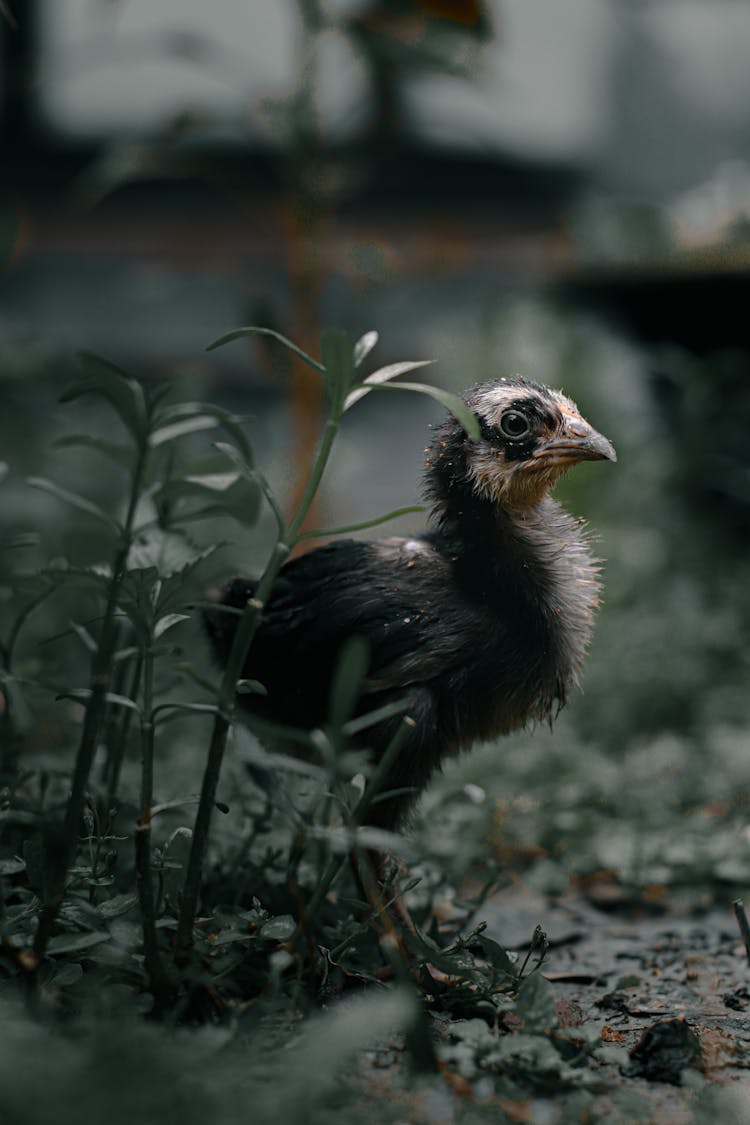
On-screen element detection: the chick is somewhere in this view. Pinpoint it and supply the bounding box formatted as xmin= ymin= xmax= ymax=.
xmin=206 ymin=377 xmax=616 ymax=830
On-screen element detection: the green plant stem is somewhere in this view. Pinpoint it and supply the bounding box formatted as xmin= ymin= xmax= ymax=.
xmin=135 ymin=645 xmax=165 ymax=1000
xmin=176 ymin=409 xmax=342 ymax=950
xmin=302 ymin=716 xmax=416 ymax=932
xmin=105 ymin=651 xmax=143 ymax=807
xmin=33 ymin=438 xmax=149 ymax=961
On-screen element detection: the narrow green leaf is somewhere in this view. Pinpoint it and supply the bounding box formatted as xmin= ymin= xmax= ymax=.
xmin=362 ymin=381 xmax=481 ymax=440
xmin=27 ymin=477 xmax=122 ymax=533
xmin=342 ymin=698 xmax=410 ymax=737
xmin=47 ymin=931 xmax=110 ymax=955
xmin=0 ymin=856 xmax=25 ymax=876
xmin=57 ymin=689 xmax=141 ymax=715
xmin=54 ymin=434 xmax=134 ymax=471
xmin=353 ymin=330 xmax=379 ymax=367
xmin=236 ymin=678 xmax=267 ymax=696
xmin=156 ymin=402 xmax=254 ymax=463
xmin=153 ymin=613 xmax=191 ymax=639
xmin=63 ymin=351 xmax=148 ymax=442
xmin=310 ymin=823 xmax=414 ymax=860
xmin=152 ymin=701 xmax=220 ymax=725
xmin=157 ymin=473 xmax=260 ymax=526
xmin=344 ymin=359 xmax=434 ymax=410
xmin=149 ymin=415 xmax=219 ymax=447
xmin=320 ymin=329 xmax=355 ymax=407
xmin=299 ymin=505 xmax=424 ymax=542
xmin=97 ymin=892 xmax=138 ymax=919
xmin=151 ymin=797 xmax=200 ymax=817
xmin=329 ymin=635 xmax=370 ymax=729
xmin=515 ymin=971 xmax=557 ymax=1033
xmin=213 ymin=440 xmax=252 ymax=478
xmin=127 ymin=530 xmax=221 ymax=579
xmin=184 ymin=471 xmax=241 ymax=491
xmin=259 ymin=915 xmax=295 ymax=941
xmin=214 ymin=444 xmax=284 ymax=533
xmin=206 ymin=326 xmax=325 ymax=373
xmin=70 ymin=621 xmax=98 ymax=654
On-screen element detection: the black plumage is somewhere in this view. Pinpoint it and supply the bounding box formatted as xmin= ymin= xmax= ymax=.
xmin=206 ymin=377 xmax=616 ymax=831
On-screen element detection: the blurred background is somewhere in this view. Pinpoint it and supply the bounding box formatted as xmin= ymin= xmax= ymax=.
xmin=3 ymin=0 xmax=750 ymax=901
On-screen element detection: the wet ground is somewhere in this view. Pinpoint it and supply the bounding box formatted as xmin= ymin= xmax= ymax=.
xmin=359 ymin=884 xmax=750 ymax=1122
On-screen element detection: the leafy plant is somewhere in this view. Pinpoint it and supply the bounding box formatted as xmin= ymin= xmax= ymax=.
xmin=1 ymin=327 xmax=487 ymax=1027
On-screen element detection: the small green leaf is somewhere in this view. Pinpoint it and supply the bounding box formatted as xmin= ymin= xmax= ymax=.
xmin=127 ymin=530 xmax=221 ymax=579
xmin=213 ymin=440 xmax=252 ymax=478
xmin=49 ymin=962 xmax=84 ymax=988
xmin=57 ymin=689 xmax=141 ymax=715
xmin=476 ymin=934 xmax=519 ymax=979
xmin=54 ymin=434 xmax=134 ymax=471
xmin=70 ymin=620 xmax=98 ymax=654
xmin=359 ymin=381 xmax=481 ymax=440
xmin=47 ymin=931 xmax=110 ymax=955
xmin=184 ymin=471 xmax=241 ymax=491
xmin=344 ymin=359 xmax=434 ymax=410
xmin=515 ymin=971 xmax=557 ymax=1034
xmin=153 ymin=402 xmax=253 ymax=463
xmin=27 ymin=477 xmax=122 ymax=533
xmin=342 ymin=698 xmax=410 ymax=737
xmin=353 ymin=329 xmax=379 ymax=367
xmin=310 ymin=823 xmax=414 ymax=859
xmin=236 ymin=678 xmax=267 ymax=695
xmin=299 ymin=505 xmax=424 ymax=542
xmin=153 ymin=613 xmax=191 ymax=639
xmin=206 ymin=326 xmax=325 ymax=373
xmin=149 ymin=415 xmax=218 ymax=447
xmin=152 ymin=701 xmax=220 ymax=725
xmin=320 ymin=328 xmax=355 ymax=408
xmin=259 ymin=914 xmax=295 ymax=942
xmin=63 ymin=351 xmax=148 ymax=443
xmin=0 ymin=856 xmax=25 ymax=876
xmin=97 ymin=892 xmax=138 ymax=919
xmin=151 ymin=797 xmax=200 ymax=817
xmin=329 ymin=635 xmax=370 ymax=729
xmin=214 ymin=444 xmax=284 ymax=532
xmin=157 ymin=473 xmax=260 ymax=527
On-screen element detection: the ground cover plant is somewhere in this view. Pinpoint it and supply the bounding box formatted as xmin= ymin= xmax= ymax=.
xmin=3 ymin=323 xmax=750 ymax=1123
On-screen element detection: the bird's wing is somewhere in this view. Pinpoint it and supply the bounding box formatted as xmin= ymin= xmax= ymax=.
xmin=250 ymin=536 xmax=486 ymax=696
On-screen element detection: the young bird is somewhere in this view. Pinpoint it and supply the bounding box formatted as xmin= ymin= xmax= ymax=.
xmin=206 ymin=377 xmax=616 ymax=831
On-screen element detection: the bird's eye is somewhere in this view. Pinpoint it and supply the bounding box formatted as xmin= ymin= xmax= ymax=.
xmin=499 ymin=410 xmax=531 ymax=440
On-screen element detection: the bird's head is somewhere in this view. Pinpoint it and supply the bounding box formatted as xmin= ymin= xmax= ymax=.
xmin=427 ymin=377 xmax=616 ymax=515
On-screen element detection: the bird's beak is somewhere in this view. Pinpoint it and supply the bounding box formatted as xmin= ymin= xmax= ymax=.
xmin=533 ymin=415 xmax=617 ymax=466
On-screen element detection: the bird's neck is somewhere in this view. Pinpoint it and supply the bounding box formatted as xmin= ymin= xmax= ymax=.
xmin=433 ymin=490 xmax=599 ymax=630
